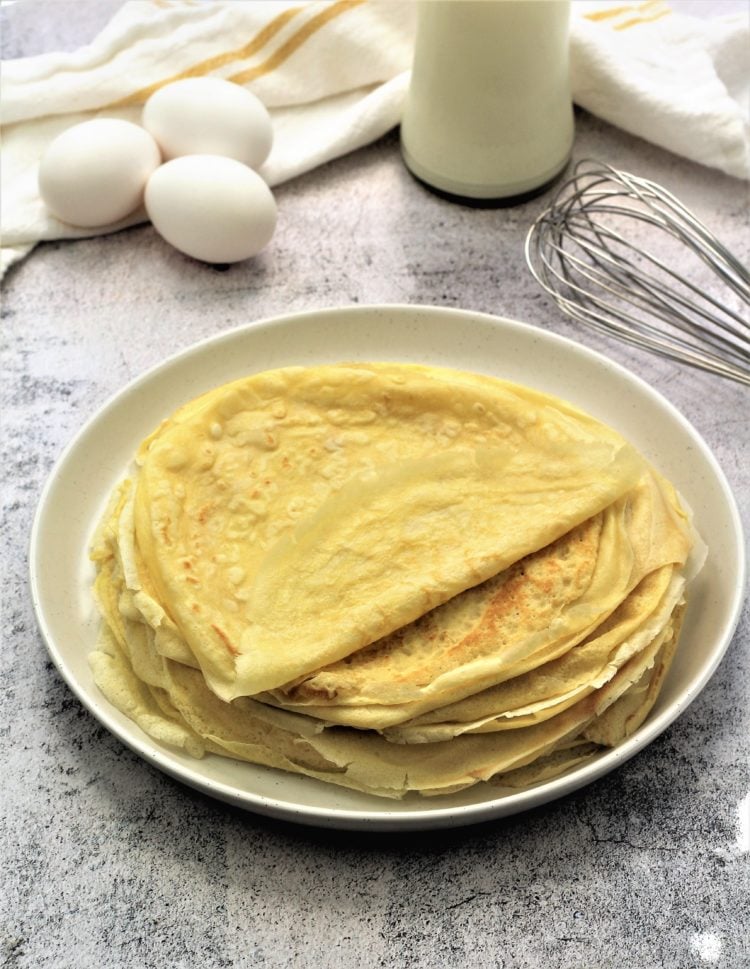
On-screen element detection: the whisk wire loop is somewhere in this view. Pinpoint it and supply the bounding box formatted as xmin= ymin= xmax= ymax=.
xmin=526 ymin=160 xmax=750 ymax=386
xmin=564 ymin=215 xmax=749 ymax=341
xmin=535 ymin=233 xmax=745 ymax=378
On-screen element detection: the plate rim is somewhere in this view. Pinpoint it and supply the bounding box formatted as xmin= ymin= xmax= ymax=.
xmin=29 ymin=303 xmax=747 ymax=830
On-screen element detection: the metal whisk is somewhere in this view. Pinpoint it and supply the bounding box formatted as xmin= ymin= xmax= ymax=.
xmin=525 ymin=160 xmax=750 ymax=386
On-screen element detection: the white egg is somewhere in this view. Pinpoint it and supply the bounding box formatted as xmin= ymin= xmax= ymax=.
xmin=38 ymin=119 xmax=161 ymax=227
xmin=144 ymin=155 xmax=277 ymax=264
xmin=142 ymin=77 xmax=273 ymax=169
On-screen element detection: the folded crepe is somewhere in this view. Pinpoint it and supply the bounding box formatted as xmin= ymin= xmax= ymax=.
xmin=128 ymin=363 xmax=648 ymax=699
xmin=89 ymin=362 xmax=700 ymax=799
xmin=262 ymin=470 xmax=691 ymax=729
xmin=90 ymin=542 xmax=685 ymax=798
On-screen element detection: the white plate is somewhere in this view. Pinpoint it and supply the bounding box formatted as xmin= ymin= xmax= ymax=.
xmin=30 ymin=305 xmax=745 ymax=831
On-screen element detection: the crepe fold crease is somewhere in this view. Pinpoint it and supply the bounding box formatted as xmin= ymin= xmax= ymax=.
xmin=89 ymin=362 xmax=700 ymax=799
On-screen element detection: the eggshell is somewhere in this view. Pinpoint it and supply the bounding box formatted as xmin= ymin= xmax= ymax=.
xmin=38 ymin=119 xmax=161 ymax=227
xmin=145 ymin=155 xmax=277 ymax=264
xmin=142 ymin=77 xmax=273 ymax=169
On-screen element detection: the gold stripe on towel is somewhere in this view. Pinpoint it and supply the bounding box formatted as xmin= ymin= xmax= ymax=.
xmin=584 ymin=0 xmax=665 ymax=22
xmin=615 ymin=8 xmax=671 ymax=30
xmin=105 ymin=3 xmax=305 ymax=108
xmin=229 ymin=0 xmax=366 ymax=86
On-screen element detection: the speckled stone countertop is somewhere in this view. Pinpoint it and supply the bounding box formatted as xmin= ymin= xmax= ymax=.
xmin=2 ymin=3 xmax=748 ymax=968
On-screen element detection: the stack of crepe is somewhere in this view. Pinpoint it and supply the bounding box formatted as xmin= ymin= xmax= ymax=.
xmin=90 ymin=363 xmax=700 ymax=799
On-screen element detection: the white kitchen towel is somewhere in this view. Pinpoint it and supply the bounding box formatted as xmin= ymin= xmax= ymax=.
xmin=571 ymin=0 xmax=750 ymax=181
xmin=2 ymin=0 xmax=748 ymax=278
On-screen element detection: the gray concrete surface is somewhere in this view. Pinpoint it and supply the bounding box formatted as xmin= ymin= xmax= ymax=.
xmin=2 ymin=3 xmax=748 ymax=968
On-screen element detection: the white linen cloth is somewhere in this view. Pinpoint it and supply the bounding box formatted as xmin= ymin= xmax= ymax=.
xmin=1 ymin=0 xmax=748 ymax=277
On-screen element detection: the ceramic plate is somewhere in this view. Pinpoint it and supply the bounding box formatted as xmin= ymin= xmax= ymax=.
xmin=29 ymin=305 xmax=745 ymax=831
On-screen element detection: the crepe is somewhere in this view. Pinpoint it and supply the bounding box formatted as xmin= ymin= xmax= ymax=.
xmin=262 ymin=470 xmax=692 ymax=728
xmin=379 ymin=565 xmax=685 ymax=743
xmin=90 ymin=539 xmax=684 ymax=799
xmin=131 ymin=363 xmax=646 ymax=699
xmin=88 ymin=362 xmax=700 ymax=800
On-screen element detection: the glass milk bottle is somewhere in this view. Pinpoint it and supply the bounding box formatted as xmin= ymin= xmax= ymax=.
xmin=401 ymin=0 xmax=574 ymax=203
